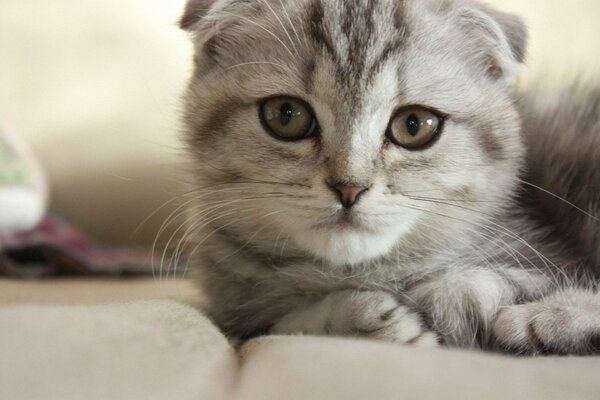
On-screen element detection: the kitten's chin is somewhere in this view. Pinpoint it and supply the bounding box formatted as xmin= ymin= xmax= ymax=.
xmin=294 ymin=225 xmax=408 ymax=266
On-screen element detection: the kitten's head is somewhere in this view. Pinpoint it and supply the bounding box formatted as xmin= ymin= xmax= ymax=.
xmin=180 ymin=0 xmax=527 ymax=266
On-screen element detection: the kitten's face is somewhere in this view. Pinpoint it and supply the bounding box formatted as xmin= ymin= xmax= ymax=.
xmin=182 ymin=0 xmax=526 ymax=266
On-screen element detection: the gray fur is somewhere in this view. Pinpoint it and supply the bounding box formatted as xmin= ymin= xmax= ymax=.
xmin=179 ymin=0 xmax=600 ymax=354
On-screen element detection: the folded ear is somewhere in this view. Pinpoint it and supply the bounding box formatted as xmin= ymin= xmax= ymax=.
xmin=180 ymin=0 xmax=217 ymax=30
xmin=457 ymin=3 xmax=528 ymax=81
xmin=477 ymin=3 xmax=527 ymax=63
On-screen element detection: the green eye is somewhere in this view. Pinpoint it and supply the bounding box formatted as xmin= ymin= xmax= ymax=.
xmin=260 ymin=96 xmax=317 ymax=141
xmin=386 ymin=106 xmax=443 ymax=149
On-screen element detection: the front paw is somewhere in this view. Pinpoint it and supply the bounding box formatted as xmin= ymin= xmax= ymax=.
xmin=274 ymin=290 xmax=438 ymax=347
xmin=492 ymin=296 xmax=600 ymax=355
xmin=343 ymin=291 xmax=438 ymax=347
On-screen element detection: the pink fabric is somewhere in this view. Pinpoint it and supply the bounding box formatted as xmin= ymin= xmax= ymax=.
xmin=0 ymin=215 xmax=156 ymax=277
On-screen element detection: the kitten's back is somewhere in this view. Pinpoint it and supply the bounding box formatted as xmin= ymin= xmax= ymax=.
xmin=518 ymin=87 xmax=600 ymax=276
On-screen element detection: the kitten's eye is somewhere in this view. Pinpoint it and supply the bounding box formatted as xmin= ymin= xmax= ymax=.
xmin=260 ymin=97 xmax=317 ymax=141
xmin=386 ymin=106 xmax=443 ymax=149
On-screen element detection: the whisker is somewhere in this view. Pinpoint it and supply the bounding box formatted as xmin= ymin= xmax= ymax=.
xmin=131 ymin=195 xmax=182 ymax=241
xmin=401 ymin=201 xmax=568 ymax=285
xmin=273 ymin=217 xmax=295 ymax=255
xmin=183 ymin=211 xmax=261 ymax=272
xmin=225 ymin=61 xmax=289 ymax=71
xmin=401 ymin=194 xmax=504 ymax=205
xmin=151 ymin=187 xmax=273 ymax=277
xmin=166 ymin=195 xmax=292 ymax=276
xmin=278 ymin=0 xmax=306 ymax=49
xmin=165 ymin=201 xmax=243 ymax=279
xmin=258 ymin=0 xmax=299 ymax=56
xmin=152 ymin=196 xmax=200 ymax=279
xmin=213 ymin=9 xmax=297 ymax=59
xmin=212 ymin=210 xmax=283 ymax=265
xmin=517 ymin=178 xmax=599 ymax=222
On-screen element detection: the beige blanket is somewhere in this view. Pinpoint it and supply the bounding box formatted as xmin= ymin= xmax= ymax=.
xmin=1 ymin=280 xmax=599 ymax=400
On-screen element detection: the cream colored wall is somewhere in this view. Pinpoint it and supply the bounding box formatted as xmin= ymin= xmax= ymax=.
xmin=0 ymin=1 xmax=599 ymax=246
xmin=0 ymin=0 xmax=191 ymax=246
xmin=494 ymin=0 xmax=600 ymax=86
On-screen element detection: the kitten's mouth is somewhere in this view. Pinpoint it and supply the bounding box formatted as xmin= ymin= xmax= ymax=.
xmin=315 ymin=209 xmax=371 ymax=231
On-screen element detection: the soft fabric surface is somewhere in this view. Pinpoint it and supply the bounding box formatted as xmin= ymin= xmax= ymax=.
xmin=1 ymin=279 xmax=600 ymax=400
xmin=0 ymin=301 xmax=236 ymax=400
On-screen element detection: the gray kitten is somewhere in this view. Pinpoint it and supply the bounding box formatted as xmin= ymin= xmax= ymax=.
xmin=179 ymin=0 xmax=600 ymax=354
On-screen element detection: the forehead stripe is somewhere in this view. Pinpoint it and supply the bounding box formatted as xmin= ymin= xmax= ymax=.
xmin=308 ymin=0 xmax=341 ymax=64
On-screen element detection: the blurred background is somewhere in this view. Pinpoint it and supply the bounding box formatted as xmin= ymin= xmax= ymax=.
xmin=1 ymin=0 xmax=599 ymax=248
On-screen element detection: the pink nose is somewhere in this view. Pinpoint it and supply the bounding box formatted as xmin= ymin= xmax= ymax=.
xmin=329 ymin=183 xmax=369 ymax=208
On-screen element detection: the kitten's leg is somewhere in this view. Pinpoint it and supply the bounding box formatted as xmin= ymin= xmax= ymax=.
xmin=271 ymin=290 xmax=438 ymax=347
xmin=407 ymin=268 xmax=524 ymax=348
xmin=493 ymin=289 xmax=600 ymax=354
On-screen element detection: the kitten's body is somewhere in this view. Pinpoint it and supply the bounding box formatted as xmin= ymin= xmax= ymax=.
xmin=180 ymin=0 xmax=600 ymax=354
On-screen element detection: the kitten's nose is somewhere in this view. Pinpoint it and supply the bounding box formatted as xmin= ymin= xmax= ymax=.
xmin=329 ymin=183 xmax=369 ymax=209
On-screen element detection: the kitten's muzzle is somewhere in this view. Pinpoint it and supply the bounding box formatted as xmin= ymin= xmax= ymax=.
xmin=328 ymin=182 xmax=370 ymax=209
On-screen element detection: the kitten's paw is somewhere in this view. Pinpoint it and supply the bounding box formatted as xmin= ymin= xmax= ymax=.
xmin=274 ymin=290 xmax=438 ymax=347
xmin=344 ymin=292 xmax=438 ymax=347
xmin=492 ymin=295 xmax=600 ymax=355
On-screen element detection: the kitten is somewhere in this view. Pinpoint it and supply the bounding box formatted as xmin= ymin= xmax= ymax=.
xmin=179 ymin=0 xmax=600 ymax=354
